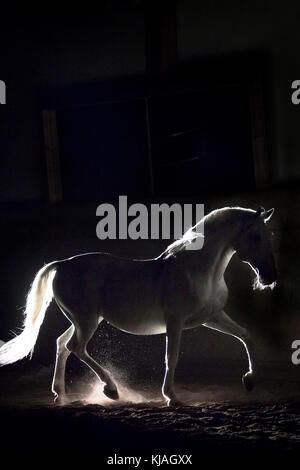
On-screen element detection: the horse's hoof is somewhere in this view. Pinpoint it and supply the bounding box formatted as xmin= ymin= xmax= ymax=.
xmin=53 ymin=393 xmax=66 ymax=406
xmin=242 ymin=372 xmax=255 ymax=391
xmin=103 ymin=385 xmax=119 ymax=400
xmin=166 ymin=397 xmax=184 ymax=407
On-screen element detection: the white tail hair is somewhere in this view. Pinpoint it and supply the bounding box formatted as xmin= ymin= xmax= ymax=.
xmin=0 ymin=262 xmax=58 ymax=366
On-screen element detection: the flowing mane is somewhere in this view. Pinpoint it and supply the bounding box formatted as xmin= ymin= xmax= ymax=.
xmin=161 ymin=227 xmax=204 ymax=259
xmin=161 ymin=206 xmax=256 ymax=259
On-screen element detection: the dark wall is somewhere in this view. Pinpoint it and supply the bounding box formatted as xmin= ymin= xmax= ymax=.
xmin=1 ymin=3 xmax=300 ymax=201
xmin=177 ymin=0 xmax=300 ymax=183
xmin=0 ymin=8 xmax=145 ymax=201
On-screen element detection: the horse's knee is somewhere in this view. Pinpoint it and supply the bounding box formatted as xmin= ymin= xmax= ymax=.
xmin=56 ymin=326 xmax=74 ymax=354
xmin=66 ymin=336 xmax=87 ymax=361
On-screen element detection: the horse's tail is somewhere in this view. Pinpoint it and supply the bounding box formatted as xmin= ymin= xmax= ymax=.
xmin=0 ymin=261 xmax=58 ymax=366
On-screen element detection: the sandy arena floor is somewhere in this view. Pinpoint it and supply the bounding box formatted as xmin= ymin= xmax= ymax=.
xmin=0 ymin=366 xmax=300 ymax=462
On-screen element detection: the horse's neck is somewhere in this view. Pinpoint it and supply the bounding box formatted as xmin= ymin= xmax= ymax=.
xmin=195 ymin=213 xmax=239 ymax=279
xmin=206 ymin=233 xmax=235 ymax=280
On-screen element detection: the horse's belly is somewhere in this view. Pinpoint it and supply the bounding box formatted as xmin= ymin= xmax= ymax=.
xmin=103 ymin=295 xmax=166 ymax=335
xmin=108 ymin=319 xmax=166 ymax=335
xmin=105 ymin=310 xmax=166 ymax=335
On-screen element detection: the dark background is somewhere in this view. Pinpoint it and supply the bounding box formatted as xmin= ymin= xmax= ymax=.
xmin=0 ymin=2 xmax=300 ymax=397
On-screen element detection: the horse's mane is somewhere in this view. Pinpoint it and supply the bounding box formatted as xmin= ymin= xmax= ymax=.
xmin=161 ymin=206 xmax=255 ymax=259
xmin=161 ymin=227 xmax=204 ymax=259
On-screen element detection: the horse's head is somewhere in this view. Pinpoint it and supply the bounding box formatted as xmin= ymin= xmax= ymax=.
xmin=234 ymin=207 xmax=277 ymax=290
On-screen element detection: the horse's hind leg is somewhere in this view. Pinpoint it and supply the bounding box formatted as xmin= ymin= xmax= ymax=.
xmin=67 ymin=317 xmax=119 ymax=401
xmin=203 ymin=310 xmax=258 ymax=391
xmin=162 ymin=317 xmax=183 ymax=406
xmin=52 ymin=325 xmax=74 ymax=404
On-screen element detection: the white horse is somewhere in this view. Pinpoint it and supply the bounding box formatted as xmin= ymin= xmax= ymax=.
xmin=0 ymin=206 xmax=276 ymax=406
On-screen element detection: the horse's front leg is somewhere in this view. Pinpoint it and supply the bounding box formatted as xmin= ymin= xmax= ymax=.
xmin=203 ymin=310 xmax=258 ymax=391
xmin=162 ymin=317 xmax=183 ymax=406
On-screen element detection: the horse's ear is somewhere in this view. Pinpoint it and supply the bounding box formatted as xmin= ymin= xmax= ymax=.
xmin=256 ymin=206 xmax=265 ymax=217
xmin=262 ymin=208 xmax=274 ymax=222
